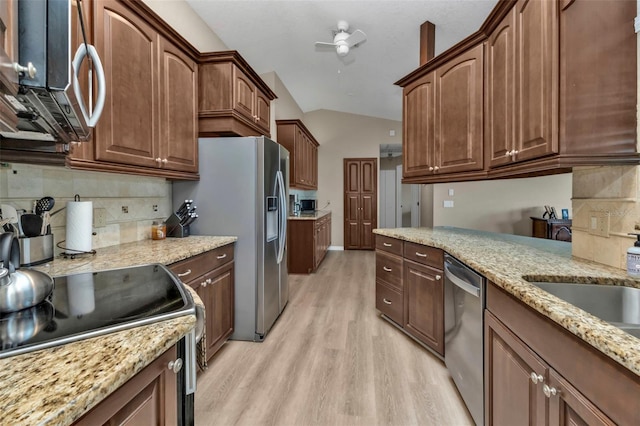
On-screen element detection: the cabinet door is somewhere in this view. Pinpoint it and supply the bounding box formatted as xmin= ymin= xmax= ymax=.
xmin=93 ymin=0 xmax=159 ymax=167
xmin=294 ymin=128 xmax=306 ymax=187
xmin=344 ymin=193 xmax=360 ymax=250
xmin=485 ymin=312 xmax=547 ymax=426
xmin=404 ymin=260 xmax=444 ymax=355
xmin=403 ymin=71 xmax=436 ymax=178
xmin=206 ymin=262 xmax=234 ymax=357
xmin=514 ymin=0 xmax=558 ymax=161
xmin=233 ymin=66 xmax=256 ymax=123
xmin=360 ymin=194 xmax=375 ymax=250
xmin=486 ymin=8 xmax=516 ymax=168
xmin=547 ymin=369 xmax=615 ymax=426
xmin=73 ymin=345 xmax=178 ymax=425
xmin=435 ymin=44 xmax=484 ymax=174
xmin=159 ymin=37 xmax=198 ymax=172
xmin=0 ymin=0 xmax=18 ymax=132
xmin=255 ymin=90 xmax=271 ymax=133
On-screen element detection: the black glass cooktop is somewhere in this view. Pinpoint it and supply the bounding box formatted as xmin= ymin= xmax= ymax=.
xmin=0 ymin=264 xmax=194 ymax=359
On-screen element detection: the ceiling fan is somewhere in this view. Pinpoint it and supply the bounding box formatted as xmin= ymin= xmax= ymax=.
xmin=315 ymin=21 xmax=367 ymax=57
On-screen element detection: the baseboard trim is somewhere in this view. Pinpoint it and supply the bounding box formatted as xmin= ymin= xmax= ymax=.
xmin=328 ymin=246 xmax=344 ymax=251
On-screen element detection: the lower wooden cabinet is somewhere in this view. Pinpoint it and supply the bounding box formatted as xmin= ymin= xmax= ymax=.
xmin=170 ymin=243 xmax=235 ymax=362
xmin=375 ymin=235 xmax=445 ymax=356
xmin=486 ymin=282 xmax=638 ymax=425
xmin=73 ymin=345 xmax=179 ymax=425
xmin=404 ymin=259 xmax=444 ymax=356
xmin=288 ymin=213 xmax=331 ymax=274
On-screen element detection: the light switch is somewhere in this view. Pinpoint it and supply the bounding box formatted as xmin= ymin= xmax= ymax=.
xmin=448 ymin=188 xmax=455 ymax=196
xmin=444 ymin=200 xmax=454 ymax=208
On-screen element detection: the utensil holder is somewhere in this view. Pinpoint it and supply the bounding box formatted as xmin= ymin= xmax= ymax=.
xmin=19 ymin=234 xmax=54 ymax=266
xmin=166 ymin=213 xmax=190 ymax=238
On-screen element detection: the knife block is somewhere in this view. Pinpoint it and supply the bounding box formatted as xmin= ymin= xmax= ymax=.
xmin=166 ymin=213 xmax=190 ymax=238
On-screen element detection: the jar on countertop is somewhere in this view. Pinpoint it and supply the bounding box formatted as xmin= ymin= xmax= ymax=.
xmin=151 ymin=221 xmax=166 ymax=240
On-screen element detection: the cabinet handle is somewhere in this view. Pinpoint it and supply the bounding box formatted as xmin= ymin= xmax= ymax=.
xmin=428 ymin=166 xmax=434 ymax=171
xmin=383 ymin=243 xmax=392 ymax=247
xmin=383 ymin=266 xmax=392 ymax=272
xmin=13 ymin=62 xmax=37 ymax=78
xmin=415 ymin=252 xmax=428 ymax=258
xmin=162 ymin=158 xmax=168 ymax=164
xmin=530 ymin=372 xmax=543 ymax=385
xmin=505 ymin=150 xmax=512 ymax=156
xmin=155 ymin=157 xmax=162 ymax=163
xmin=435 ymin=275 xmax=441 ymax=280
xmin=167 ymin=358 xmax=183 ymax=374
xmin=216 ymin=253 xmax=227 ymax=260
xmin=206 ymin=278 xmax=212 ymax=284
xmin=177 ymin=269 xmax=192 ymax=277
xmin=201 ymin=281 xmax=207 ymax=287
xmin=542 ymin=384 xmax=558 ymax=398
xmin=433 ymin=166 xmax=440 ymax=171
xmin=383 ymin=298 xmax=392 ymax=305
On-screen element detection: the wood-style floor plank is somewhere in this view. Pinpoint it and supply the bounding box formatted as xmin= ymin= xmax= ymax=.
xmin=195 ymin=250 xmax=473 ymax=425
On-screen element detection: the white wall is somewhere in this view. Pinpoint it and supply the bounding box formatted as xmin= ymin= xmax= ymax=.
xmin=432 ymin=174 xmax=573 ymax=236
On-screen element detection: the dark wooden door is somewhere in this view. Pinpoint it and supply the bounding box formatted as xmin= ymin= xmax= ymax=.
xmin=233 ymin=65 xmax=256 ymax=123
xmin=403 ymin=260 xmax=444 ymax=355
xmin=206 ymin=262 xmax=235 ymax=358
xmin=435 ymin=44 xmax=484 ymax=174
xmin=255 ymin=90 xmax=271 ymax=134
xmin=344 ymin=158 xmax=377 ymax=250
xmin=159 ymin=36 xmax=198 ymax=173
xmin=485 ymin=312 xmax=547 ymax=426
xmin=94 ymin=0 xmax=159 ymax=167
xmin=514 ymin=0 xmax=558 ymax=162
xmin=402 ymin=71 xmax=435 ymax=178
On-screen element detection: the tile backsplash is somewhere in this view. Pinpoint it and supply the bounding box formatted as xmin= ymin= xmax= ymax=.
xmin=572 ymin=165 xmax=640 ymax=270
xmin=0 ymin=163 xmax=172 ymax=253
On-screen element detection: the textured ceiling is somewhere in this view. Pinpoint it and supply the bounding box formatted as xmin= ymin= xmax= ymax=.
xmin=187 ymin=0 xmax=498 ymax=121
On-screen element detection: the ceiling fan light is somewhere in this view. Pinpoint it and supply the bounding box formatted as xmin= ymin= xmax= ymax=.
xmin=336 ymin=44 xmax=349 ymax=56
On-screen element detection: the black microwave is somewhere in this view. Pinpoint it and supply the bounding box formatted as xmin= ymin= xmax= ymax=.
xmin=300 ymin=199 xmax=316 ymax=212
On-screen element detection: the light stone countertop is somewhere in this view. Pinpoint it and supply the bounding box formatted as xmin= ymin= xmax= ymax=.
xmin=374 ymin=227 xmax=640 ymax=377
xmin=1 ymin=235 xmax=236 ymax=425
xmin=288 ymin=210 xmax=331 ymax=220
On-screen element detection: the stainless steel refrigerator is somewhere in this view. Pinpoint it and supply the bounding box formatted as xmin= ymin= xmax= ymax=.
xmin=173 ymin=137 xmax=289 ymax=341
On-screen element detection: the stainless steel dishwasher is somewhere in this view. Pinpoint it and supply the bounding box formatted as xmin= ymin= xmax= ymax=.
xmin=444 ymin=253 xmax=486 ymax=426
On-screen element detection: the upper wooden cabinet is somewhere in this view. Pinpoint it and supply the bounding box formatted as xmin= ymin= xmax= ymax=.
xmin=67 ymin=0 xmax=199 ymax=180
xmin=276 ymin=119 xmax=319 ymax=190
xmin=397 ymin=0 xmax=638 ymax=184
xmin=199 ymin=51 xmax=277 ymax=138
xmin=0 ymin=0 xmax=18 ymax=132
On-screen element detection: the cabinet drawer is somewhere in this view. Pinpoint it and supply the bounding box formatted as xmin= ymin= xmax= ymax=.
xmin=376 ymin=250 xmax=403 ymax=289
xmin=169 ymin=243 xmax=235 ymax=284
xmin=403 ymin=242 xmax=443 ymax=270
xmin=376 ymin=281 xmax=403 ymax=325
xmin=375 ymin=235 xmax=403 ymax=256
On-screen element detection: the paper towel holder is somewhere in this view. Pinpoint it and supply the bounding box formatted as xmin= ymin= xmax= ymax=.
xmin=58 ymin=194 xmax=97 ymax=259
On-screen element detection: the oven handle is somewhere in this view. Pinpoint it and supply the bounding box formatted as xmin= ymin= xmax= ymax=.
xmin=445 ymin=261 xmax=480 ymax=298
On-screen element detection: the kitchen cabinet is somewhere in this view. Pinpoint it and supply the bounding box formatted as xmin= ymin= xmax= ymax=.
xmin=486 ymin=281 xmax=639 ymax=425
xmin=276 ymin=119 xmax=319 ymax=190
xmin=198 ymin=51 xmax=276 ymax=138
xmin=403 ymin=244 xmax=444 ymax=356
xmin=375 ymin=235 xmax=445 ymax=356
xmin=402 ymin=44 xmax=483 ymax=179
xmin=396 ymin=0 xmax=638 ymax=184
xmin=170 ymin=243 xmax=235 ymax=361
xmin=67 ymin=0 xmax=199 ymax=180
xmin=487 ymin=1 xmax=558 ymax=169
xmin=288 ymin=212 xmax=331 ymax=274
xmin=73 ymin=344 xmax=179 ymax=425
xmin=344 ymin=158 xmax=377 ymax=250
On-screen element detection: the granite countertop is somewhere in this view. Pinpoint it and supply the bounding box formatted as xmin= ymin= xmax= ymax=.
xmin=1 ymin=235 xmax=236 ymax=425
xmin=373 ymin=227 xmax=640 ymax=377
xmin=288 ymin=210 xmax=331 ymax=220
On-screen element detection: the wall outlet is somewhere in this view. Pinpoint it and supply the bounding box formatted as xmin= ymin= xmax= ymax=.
xmin=443 ymin=200 xmax=454 ymax=208
xmin=588 ymin=211 xmax=610 ymax=237
xmin=94 ymin=208 xmax=107 ymax=228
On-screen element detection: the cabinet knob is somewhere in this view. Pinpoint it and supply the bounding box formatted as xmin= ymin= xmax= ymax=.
xmin=382 ymin=298 xmax=392 ymax=305
xmin=201 ymin=281 xmax=207 ymax=287
xmin=435 ymin=275 xmax=441 ymax=280
xmin=155 ymin=157 xmax=162 ymax=163
xmin=542 ymin=384 xmax=558 ymax=398
xmin=162 ymin=158 xmax=168 ymax=164
xmin=13 ymin=62 xmax=37 ymax=79
xmin=433 ymin=166 xmax=440 ymax=171
xmin=530 ymin=372 xmax=543 ymax=385
xmin=505 ymin=150 xmax=512 ymax=156
xmin=168 ymin=358 xmax=183 ymax=374
xmin=428 ymin=166 xmax=434 ymax=171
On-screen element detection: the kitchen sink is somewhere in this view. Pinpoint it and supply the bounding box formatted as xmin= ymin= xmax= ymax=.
xmin=530 ymin=282 xmax=640 ymax=338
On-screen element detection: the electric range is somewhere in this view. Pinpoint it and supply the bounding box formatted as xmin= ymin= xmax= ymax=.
xmin=0 ymin=263 xmax=195 ymax=359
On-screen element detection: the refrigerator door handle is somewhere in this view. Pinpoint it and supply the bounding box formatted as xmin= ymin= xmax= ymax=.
xmin=276 ymin=170 xmax=287 ymax=264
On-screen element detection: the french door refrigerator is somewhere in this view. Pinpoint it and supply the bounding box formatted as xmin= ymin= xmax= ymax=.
xmin=173 ymin=137 xmax=289 ymax=341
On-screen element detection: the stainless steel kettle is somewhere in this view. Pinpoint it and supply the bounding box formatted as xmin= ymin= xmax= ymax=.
xmin=0 ymin=232 xmax=54 ymax=313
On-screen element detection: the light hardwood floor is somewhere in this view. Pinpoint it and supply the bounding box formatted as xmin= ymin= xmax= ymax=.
xmin=195 ymin=250 xmax=473 ymax=425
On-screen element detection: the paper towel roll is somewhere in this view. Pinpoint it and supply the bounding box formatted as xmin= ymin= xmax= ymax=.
xmin=67 ymin=273 xmax=95 ymax=316
xmin=66 ymin=201 xmax=93 ymax=254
